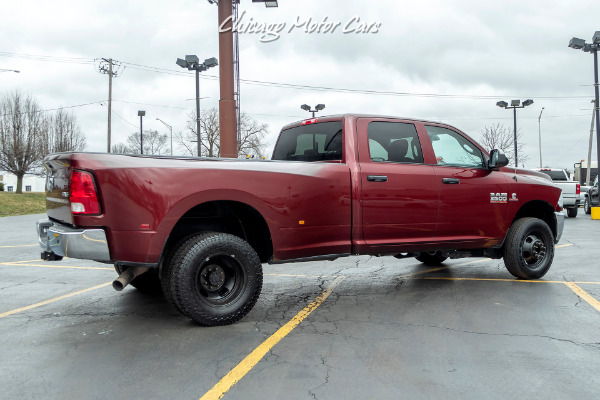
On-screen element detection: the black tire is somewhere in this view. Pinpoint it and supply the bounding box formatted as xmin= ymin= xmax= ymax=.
xmin=114 ymin=264 xmax=162 ymax=295
xmin=584 ymin=198 xmax=591 ymax=214
xmin=567 ymin=207 xmax=578 ymax=218
xmin=415 ymin=251 xmax=448 ymax=266
xmin=503 ymin=217 xmax=554 ymax=279
xmin=167 ymin=232 xmax=262 ymax=326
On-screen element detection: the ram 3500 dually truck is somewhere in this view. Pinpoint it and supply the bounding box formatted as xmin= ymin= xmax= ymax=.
xmin=37 ymin=114 xmax=564 ymax=326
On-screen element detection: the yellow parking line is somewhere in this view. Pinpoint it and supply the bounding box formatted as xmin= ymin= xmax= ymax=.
xmin=199 ymin=276 xmax=345 ymax=400
xmin=0 ymin=282 xmax=112 ymax=319
xmin=0 ymin=259 xmax=41 ymax=265
xmin=556 ymin=243 xmax=574 ymax=248
xmin=564 ymin=282 xmax=600 ymax=313
xmin=0 ymin=244 xmax=37 ymax=248
xmin=0 ymin=263 xmax=113 ymax=271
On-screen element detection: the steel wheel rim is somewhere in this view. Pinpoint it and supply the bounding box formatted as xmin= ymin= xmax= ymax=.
xmin=194 ymin=255 xmax=245 ymax=305
xmin=521 ymin=231 xmax=547 ymax=268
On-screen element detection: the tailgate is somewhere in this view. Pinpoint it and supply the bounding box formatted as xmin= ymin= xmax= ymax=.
xmin=44 ymin=158 xmax=73 ymax=225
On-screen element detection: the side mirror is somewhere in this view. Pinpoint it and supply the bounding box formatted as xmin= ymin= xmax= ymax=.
xmin=488 ymin=149 xmax=509 ymax=169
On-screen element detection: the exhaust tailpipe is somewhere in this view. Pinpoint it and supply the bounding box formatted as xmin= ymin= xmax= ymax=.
xmin=113 ymin=266 xmax=149 ymax=291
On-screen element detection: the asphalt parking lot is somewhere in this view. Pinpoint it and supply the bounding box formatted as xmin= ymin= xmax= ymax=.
xmin=1 ymin=213 xmax=599 ymax=400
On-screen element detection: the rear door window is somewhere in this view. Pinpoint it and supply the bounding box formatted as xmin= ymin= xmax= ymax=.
xmin=272 ymin=121 xmax=343 ymax=161
xmin=367 ymin=121 xmax=424 ymax=163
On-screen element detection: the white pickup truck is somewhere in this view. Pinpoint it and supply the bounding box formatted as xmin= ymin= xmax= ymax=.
xmin=533 ymin=168 xmax=580 ymax=217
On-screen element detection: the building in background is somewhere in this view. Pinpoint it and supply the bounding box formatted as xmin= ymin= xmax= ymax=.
xmin=573 ymin=161 xmax=598 ymax=186
xmin=0 ymin=172 xmax=46 ymax=192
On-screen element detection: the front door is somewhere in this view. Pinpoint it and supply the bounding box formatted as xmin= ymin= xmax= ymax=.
xmin=423 ymin=124 xmax=509 ymax=244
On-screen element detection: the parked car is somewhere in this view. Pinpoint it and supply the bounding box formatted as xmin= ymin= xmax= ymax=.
xmin=36 ymin=114 xmax=564 ymax=326
xmin=584 ymin=175 xmax=599 ymax=214
xmin=532 ymin=168 xmax=580 ymax=217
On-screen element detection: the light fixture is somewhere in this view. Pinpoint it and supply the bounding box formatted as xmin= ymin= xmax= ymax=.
xmin=522 ymin=99 xmax=534 ymax=107
xmin=569 ymin=37 xmax=585 ymax=50
xmin=315 ymin=104 xmax=326 ymax=111
xmin=496 ymin=101 xmax=508 ymax=108
xmin=300 ymin=104 xmax=310 ymax=111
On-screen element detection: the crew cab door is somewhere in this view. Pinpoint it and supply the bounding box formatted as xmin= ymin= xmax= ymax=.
xmin=423 ymin=124 xmax=509 ymax=243
xmin=357 ymin=118 xmax=438 ymax=249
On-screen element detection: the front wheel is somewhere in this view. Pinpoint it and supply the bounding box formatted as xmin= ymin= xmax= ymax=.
xmin=503 ymin=218 xmax=554 ymax=279
xmin=166 ymin=232 xmax=263 ymax=326
xmin=584 ymin=198 xmax=591 ymax=214
xmin=415 ymin=251 xmax=448 ymax=266
xmin=567 ymin=207 xmax=578 ymax=218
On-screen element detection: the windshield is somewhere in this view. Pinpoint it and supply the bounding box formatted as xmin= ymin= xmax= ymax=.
xmin=272 ymin=121 xmax=343 ymax=161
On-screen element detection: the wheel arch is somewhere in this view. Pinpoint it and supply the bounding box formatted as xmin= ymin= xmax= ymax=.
xmin=509 ymin=200 xmax=558 ymax=240
xmin=152 ymin=190 xmax=275 ymax=265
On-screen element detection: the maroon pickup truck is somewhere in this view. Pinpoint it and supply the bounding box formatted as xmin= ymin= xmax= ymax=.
xmin=37 ymin=114 xmax=564 ymax=326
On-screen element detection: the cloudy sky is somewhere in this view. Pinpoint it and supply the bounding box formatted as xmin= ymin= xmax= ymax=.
xmin=0 ymin=0 xmax=598 ymax=170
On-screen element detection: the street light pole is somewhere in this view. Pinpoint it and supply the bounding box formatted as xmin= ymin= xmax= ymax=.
xmin=195 ymin=68 xmax=202 ymax=156
xmin=538 ymin=107 xmax=544 ymax=168
xmin=176 ymin=55 xmax=218 ymax=157
xmin=156 ymin=118 xmax=173 ymax=156
xmin=594 ymin=47 xmax=600 ymax=185
xmin=138 ymin=110 xmax=145 ymax=155
xmin=569 ymin=31 xmax=600 ymax=189
xmin=496 ymin=99 xmax=534 ymax=167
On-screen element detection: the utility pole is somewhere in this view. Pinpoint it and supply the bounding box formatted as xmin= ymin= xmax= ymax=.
xmin=587 ymin=99 xmax=596 ymax=185
xmin=98 ymin=58 xmax=121 ymax=153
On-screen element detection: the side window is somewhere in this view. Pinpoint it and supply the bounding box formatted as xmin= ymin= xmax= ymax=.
xmin=425 ymin=125 xmax=484 ymax=168
xmin=367 ymin=121 xmax=424 ymax=164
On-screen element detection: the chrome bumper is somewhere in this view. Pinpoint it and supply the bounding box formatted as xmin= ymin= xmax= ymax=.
xmin=36 ymin=219 xmax=111 ymax=262
xmin=554 ymin=212 xmax=564 ymax=244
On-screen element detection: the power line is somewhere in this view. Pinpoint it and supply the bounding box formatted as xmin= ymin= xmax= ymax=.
xmin=0 ymin=51 xmax=595 ymax=103
xmin=0 ymin=100 xmax=105 ymax=117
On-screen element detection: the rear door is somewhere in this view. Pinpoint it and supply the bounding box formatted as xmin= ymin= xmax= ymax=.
xmin=423 ymin=124 xmax=509 ymax=243
xmin=358 ymin=118 xmax=438 ymax=249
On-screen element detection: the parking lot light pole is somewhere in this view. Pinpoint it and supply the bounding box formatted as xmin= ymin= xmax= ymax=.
xmin=176 ymin=56 xmax=218 ymax=157
xmin=138 ymin=111 xmax=145 ymax=155
xmin=496 ymin=99 xmax=534 ymax=167
xmin=538 ymin=107 xmax=544 ymax=168
xmin=569 ymin=32 xmax=600 ymax=194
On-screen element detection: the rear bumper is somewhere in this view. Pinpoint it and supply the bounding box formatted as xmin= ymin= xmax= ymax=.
xmin=554 ymin=212 xmax=564 ymax=244
xmin=36 ymin=219 xmax=111 ymax=262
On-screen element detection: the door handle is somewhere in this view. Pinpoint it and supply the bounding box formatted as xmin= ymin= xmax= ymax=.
xmin=367 ymin=175 xmax=388 ymax=182
xmin=442 ymin=178 xmax=460 ymax=184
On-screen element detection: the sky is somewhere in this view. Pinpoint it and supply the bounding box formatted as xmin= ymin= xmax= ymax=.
xmin=0 ymin=0 xmax=598 ymax=170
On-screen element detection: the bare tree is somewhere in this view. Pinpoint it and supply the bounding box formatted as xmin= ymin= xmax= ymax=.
xmin=176 ymin=107 xmax=268 ymax=158
xmin=478 ymin=123 xmax=529 ymax=166
xmin=113 ymin=130 xmax=169 ymax=155
xmin=42 ymin=108 xmax=86 ymax=155
xmin=0 ymin=91 xmax=46 ymax=193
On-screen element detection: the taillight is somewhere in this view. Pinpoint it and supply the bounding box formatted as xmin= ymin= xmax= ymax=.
xmin=576 ymin=184 xmax=580 ymax=195
xmin=70 ymin=170 xmax=100 ymax=215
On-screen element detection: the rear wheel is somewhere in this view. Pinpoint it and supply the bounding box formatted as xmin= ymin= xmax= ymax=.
xmin=415 ymin=251 xmax=448 ymax=266
xmin=567 ymin=207 xmax=578 ymax=217
xmin=584 ymin=198 xmax=591 ymax=214
xmin=114 ymin=264 xmax=162 ymax=295
xmin=165 ymin=232 xmax=262 ymax=326
xmin=503 ymin=218 xmax=554 ymax=279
